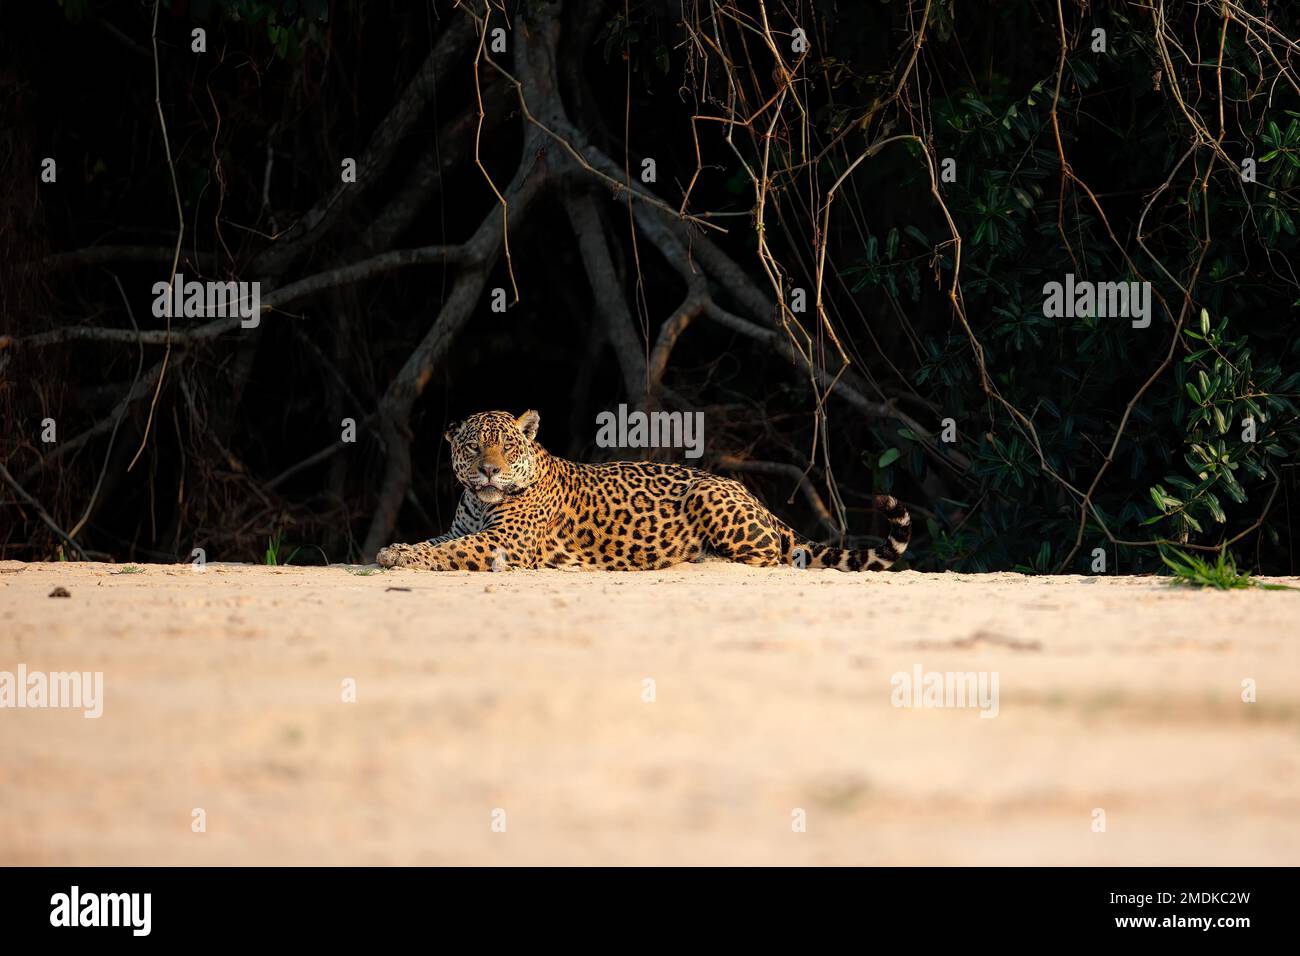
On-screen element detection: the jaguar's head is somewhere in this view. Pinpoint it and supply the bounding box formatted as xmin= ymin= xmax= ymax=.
xmin=444 ymin=409 xmax=543 ymax=505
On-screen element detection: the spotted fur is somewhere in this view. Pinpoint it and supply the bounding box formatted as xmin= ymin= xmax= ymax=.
xmin=375 ymin=410 xmax=912 ymax=572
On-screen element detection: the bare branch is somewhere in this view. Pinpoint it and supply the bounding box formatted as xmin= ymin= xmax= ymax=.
xmin=0 ymin=463 xmax=89 ymax=560
xmin=267 ymin=246 xmax=473 ymax=307
xmin=11 ymin=244 xmax=474 ymax=349
xmin=647 ymin=288 xmax=707 ymax=391
xmin=627 ymin=200 xmax=974 ymax=471
xmin=631 ymin=203 xmax=775 ymax=326
xmin=567 ymin=193 xmax=648 ymax=398
xmin=66 ymin=273 xmax=145 ymax=541
xmin=19 ymin=356 xmax=174 ymax=484
xmin=250 ymin=16 xmax=478 ymax=278
xmin=41 ymin=246 xmax=218 ymax=272
xmin=358 ymin=75 xmax=511 ymax=252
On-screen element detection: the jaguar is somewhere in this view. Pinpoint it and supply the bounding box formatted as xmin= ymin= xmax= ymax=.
xmin=375 ymin=409 xmax=911 ymax=572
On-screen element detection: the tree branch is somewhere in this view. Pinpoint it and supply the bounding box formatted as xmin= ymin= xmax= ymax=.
xmin=567 ymin=193 xmax=647 ymax=399
xmin=625 ymin=201 xmax=974 ymax=471
xmin=249 ymin=15 xmax=478 ymax=278
xmin=0 ymin=463 xmax=89 ymax=560
xmin=19 ymin=356 xmax=174 ymax=484
xmin=9 ymin=244 xmax=475 ymax=350
xmin=647 ymin=287 xmax=707 ymax=391
xmin=358 ymin=74 xmax=511 ymax=253
xmin=41 ymin=245 xmax=218 ymax=272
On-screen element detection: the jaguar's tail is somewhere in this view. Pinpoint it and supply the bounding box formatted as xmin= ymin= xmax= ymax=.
xmin=781 ymin=494 xmax=911 ymax=571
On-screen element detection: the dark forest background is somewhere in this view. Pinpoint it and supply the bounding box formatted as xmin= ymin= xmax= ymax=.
xmin=1 ymin=0 xmax=1297 ymax=573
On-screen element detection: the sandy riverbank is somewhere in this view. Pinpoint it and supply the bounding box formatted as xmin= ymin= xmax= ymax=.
xmin=1 ymin=560 xmax=1297 ymax=865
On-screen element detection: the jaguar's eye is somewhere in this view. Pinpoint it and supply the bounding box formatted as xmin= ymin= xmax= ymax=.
xmin=463 ymin=443 xmax=479 ymax=454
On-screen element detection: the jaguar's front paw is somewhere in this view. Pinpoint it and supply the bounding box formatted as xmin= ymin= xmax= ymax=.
xmin=376 ymin=543 xmax=413 ymax=568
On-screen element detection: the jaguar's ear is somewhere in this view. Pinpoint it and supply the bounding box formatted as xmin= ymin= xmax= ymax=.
xmin=443 ymin=420 xmax=460 ymax=443
xmin=516 ymin=409 xmax=540 ymax=441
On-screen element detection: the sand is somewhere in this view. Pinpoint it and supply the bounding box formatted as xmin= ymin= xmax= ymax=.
xmin=1 ymin=559 xmax=1297 ymax=866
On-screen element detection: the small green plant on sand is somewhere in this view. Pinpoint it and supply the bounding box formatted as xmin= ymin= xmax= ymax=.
xmin=1160 ymin=547 xmax=1295 ymax=591
xmin=264 ymin=531 xmax=302 ymax=567
xmin=114 ymin=565 xmax=144 ymax=574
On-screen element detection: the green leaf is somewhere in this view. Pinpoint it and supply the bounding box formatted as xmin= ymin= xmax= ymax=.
xmin=878 ymin=448 xmax=902 ymax=468
xmin=904 ymin=225 xmax=929 ymax=247
xmin=1220 ymin=470 xmax=1248 ymax=504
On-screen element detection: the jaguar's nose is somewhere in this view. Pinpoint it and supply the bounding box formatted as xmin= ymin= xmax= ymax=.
xmin=479 ymin=463 xmax=501 ymax=481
